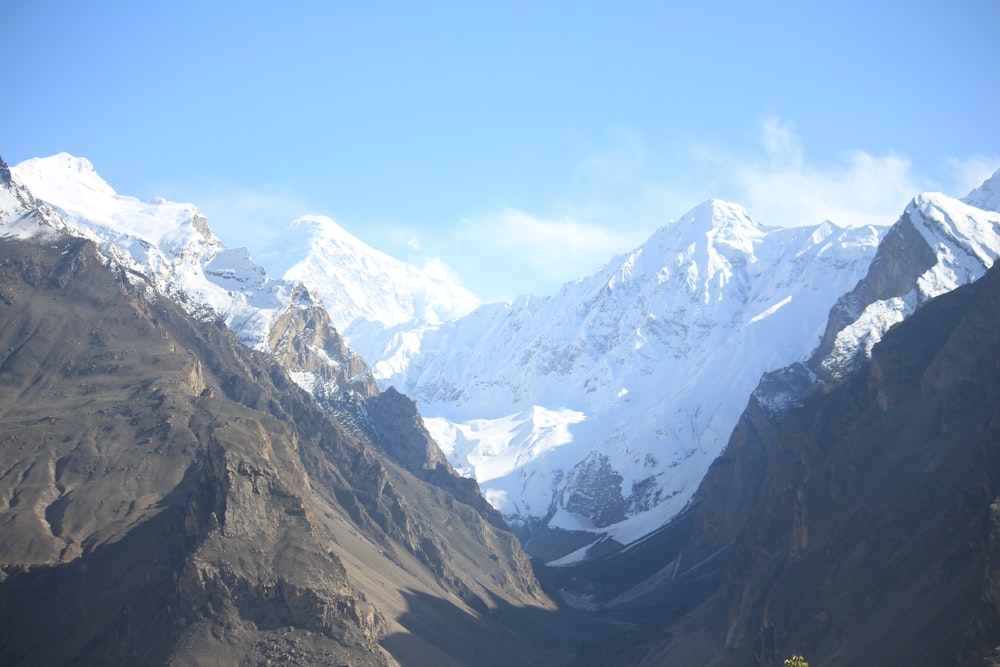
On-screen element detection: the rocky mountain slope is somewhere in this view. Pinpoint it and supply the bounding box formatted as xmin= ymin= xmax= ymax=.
xmin=5 ymin=149 xmax=1000 ymax=665
xmin=535 ymin=171 xmax=1000 ymax=665
xmin=0 ymin=159 xmax=589 ymax=665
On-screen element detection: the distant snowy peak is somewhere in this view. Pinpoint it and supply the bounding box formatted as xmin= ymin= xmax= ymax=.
xmin=646 ymin=199 xmax=764 ymax=255
xmin=14 ymin=152 xmax=115 ymax=199
xmin=270 ymin=214 xmax=480 ymax=334
xmin=593 ymin=199 xmax=765 ymax=297
xmin=962 ymin=167 xmax=1000 ymax=213
xmin=676 ymin=198 xmax=767 ymax=236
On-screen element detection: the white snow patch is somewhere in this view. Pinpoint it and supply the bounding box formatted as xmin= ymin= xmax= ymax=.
xmin=749 ymin=295 xmax=792 ymax=324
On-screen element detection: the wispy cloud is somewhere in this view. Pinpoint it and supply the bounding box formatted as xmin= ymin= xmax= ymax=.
xmin=728 ymin=118 xmax=925 ymax=228
xmin=153 ymin=179 xmax=313 ymax=254
xmin=669 ymin=117 xmax=928 ymax=229
xmin=421 ymin=256 xmax=465 ymax=285
xmin=565 ymin=116 xmax=1000 ymax=234
xmin=412 ymin=208 xmax=644 ymax=302
xmin=946 ymin=154 xmax=1000 ymax=197
xmin=445 ymin=118 xmax=1000 ymax=301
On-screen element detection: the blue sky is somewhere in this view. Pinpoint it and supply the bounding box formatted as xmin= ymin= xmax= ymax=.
xmin=4 ymin=1 xmax=999 ymax=302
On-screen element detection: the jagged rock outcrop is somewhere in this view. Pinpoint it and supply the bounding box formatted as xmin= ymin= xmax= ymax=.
xmin=268 ymin=284 xmax=379 ymax=407
xmin=807 ymin=210 xmax=939 ymax=380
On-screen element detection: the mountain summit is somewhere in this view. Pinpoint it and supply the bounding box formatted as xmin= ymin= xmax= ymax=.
xmin=262 ymin=213 xmax=480 ymax=332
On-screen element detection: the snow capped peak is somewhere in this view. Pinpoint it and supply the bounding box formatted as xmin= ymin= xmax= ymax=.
xmin=962 ymin=167 xmax=1000 ymax=213
xmin=3 ymin=154 xmax=377 ymax=407
xmin=651 ymin=199 xmax=767 ymax=257
xmin=907 ymin=192 xmax=1000 ymax=285
xmin=694 ymin=198 xmax=760 ymax=228
xmin=12 ymin=154 xmax=219 ymax=252
xmin=808 ymin=219 xmax=841 ymax=244
xmin=814 ymin=189 xmax=1000 ymax=382
xmin=268 ymin=215 xmax=480 ymax=335
xmin=288 ymin=214 xmax=370 ymax=253
xmin=379 ymin=198 xmax=884 ymax=562
xmin=679 ymin=199 xmax=765 ymax=234
xmin=15 ymin=152 xmax=115 ymax=199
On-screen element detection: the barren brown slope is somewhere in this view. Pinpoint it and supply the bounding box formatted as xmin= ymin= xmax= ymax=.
xmin=0 ymin=235 xmax=577 ymax=665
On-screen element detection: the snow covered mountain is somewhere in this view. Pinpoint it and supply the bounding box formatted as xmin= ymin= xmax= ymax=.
xmin=363 ymin=201 xmax=886 ymax=563
xmin=963 ymin=167 xmax=1000 ymax=213
xmin=6 ymin=153 xmax=376 ymax=406
xmin=350 ymin=176 xmax=1000 ymax=564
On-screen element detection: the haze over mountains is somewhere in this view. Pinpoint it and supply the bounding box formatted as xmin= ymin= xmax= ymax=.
xmin=3 ymin=151 xmax=1000 ymax=665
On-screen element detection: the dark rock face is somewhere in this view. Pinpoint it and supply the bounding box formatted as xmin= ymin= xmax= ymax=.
xmin=0 ymin=156 xmax=11 ymax=188
xmin=562 ymin=452 xmax=626 ymax=529
xmin=364 ymin=386 xmax=508 ymax=530
xmin=267 ymin=284 xmax=379 ymax=405
xmin=0 ymin=235 xmax=562 ymax=665
xmin=715 ymin=263 xmax=1000 ymax=667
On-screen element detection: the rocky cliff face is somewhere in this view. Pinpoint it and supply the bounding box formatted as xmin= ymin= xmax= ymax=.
xmin=267 ymin=283 xmax=380 ymax=407
xmin=808 ymin=209 xmax=939 ymax=380
xmin=715 ymin=262 xmax=1000 ymax=667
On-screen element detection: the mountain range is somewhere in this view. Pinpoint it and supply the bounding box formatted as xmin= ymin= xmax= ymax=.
xmin=3 ymin=150 xmax=1000 ymax=664
xmin=8 ymin=154 xmax=1000 ymax=564
xmin=206 ymin=160 xmax=1000 ymax=565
